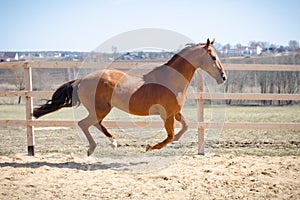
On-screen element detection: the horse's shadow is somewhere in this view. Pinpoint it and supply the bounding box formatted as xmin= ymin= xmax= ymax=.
xmin=0 ymin=160 xmax=149 ymax=171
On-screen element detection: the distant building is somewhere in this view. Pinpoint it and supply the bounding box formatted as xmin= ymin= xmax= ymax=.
xmin=0 ymin=52 xmax=19 ymax=62
xmin=223 ymin=46 xmax=262 ymax=55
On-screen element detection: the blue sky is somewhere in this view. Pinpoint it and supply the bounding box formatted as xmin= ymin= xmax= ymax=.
xmin=1 ymin=0 xmax=300 ymax=51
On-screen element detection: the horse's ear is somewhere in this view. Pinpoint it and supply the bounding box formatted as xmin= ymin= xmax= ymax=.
xmin=205 ymin=38 xmax=210 ymax=48
xmin=211 ymin=38 xmax=215 ymax=45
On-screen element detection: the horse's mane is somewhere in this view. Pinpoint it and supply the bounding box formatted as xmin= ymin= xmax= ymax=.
xmin=166 ymin=43 xmax=206 ymax=66
xmin=165 ymin=53 xmax=183 ymax=66
xmin=146 ymin=44 xmax=199 ymax=75
xmin=144 ymin=53 xmax=182 ymax=76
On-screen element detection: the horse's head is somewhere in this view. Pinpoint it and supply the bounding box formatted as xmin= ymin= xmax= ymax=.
xmin=200 ymin=38 xmax=227 ymax=84
xmin=184 ymin=38 xmax=227 ymax=84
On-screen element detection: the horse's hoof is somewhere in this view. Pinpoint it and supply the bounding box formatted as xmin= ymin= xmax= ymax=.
xmin=87 ymin=148 xmax=95 ymax=156
xmin=109 ymin=139 xmax=118 ymax=148
xmin=172 ymin=140 xmax=179 ymax=144
xmin=146 ymin=144 xmax=153 ymax=152
xmin=87 ymin=150 xmax=92 ymax=157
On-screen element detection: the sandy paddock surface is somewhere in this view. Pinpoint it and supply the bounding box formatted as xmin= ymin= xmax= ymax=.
xmin=0 ymin=153 xmax=299 ymax=200
xmin=0 ymin=106 xmax=299 ymax=199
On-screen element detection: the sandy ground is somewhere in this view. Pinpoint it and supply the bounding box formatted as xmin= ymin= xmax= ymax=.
xmin=1 ymin=118 xmax=299 ymax=199
xmin=0 ymin=153 xmax=299 ymax=200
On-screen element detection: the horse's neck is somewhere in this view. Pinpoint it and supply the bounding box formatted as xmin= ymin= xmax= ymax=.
xmin=165 ymin=54 xmax=196 ymax=83
xmin=144 ymin=55 xmax=196 ymax=93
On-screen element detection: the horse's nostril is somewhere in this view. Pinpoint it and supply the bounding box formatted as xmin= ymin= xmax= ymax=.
xmin=223 ymin=75 xmax=227 ymax=81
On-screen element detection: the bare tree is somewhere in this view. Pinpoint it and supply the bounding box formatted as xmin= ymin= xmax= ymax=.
xmin=289 ymin=40 xmax=299 ymax=51
xmin=11 ymin=69 xmax=25 ymax=104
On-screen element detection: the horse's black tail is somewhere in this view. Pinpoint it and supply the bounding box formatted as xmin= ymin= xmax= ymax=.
xmin=33 ymin=79 xmax=81 ymax=119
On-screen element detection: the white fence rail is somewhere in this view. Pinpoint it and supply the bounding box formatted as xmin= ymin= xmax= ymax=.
xmin=0 ymin=61 xmax=299 ymax=155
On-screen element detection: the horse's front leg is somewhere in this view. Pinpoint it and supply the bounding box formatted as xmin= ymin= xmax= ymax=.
xmin=146 ymin=116 xmax=175 ymax=151
xmin=173 ymin=112 xmax=188 ymax=141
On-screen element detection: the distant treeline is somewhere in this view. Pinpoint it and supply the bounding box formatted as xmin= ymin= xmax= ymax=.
xmin=0 ymin=54 xmax=299 ymax=105
xmin=221 ymin=54 xmax=300 ymax=105
xmin=222 ymin=53 xmax=300 ymax=65
xmin=222 ymin=71 xmax=299 ymax=105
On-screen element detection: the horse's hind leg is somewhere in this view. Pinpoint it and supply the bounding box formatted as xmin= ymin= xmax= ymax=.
xmin=78 ymin=115 xmax=97 ymax=156
xmin=94 ymin=120 xmax=118 ymax=148
xmin=173 ymin=112 xmax=188 ymax=141
xmin=146 ymin=116 xmax=175 ymax=151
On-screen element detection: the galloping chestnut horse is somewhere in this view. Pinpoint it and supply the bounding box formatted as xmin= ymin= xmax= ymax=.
xmin=33 ymin=38 xmax=227 ymax=156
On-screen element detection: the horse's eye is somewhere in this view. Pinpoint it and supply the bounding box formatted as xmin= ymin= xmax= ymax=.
xmin=211 ymin=56 xmax=216 ymax=61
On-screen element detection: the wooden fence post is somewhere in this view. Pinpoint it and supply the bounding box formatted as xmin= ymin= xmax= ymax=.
xmin=24 ymin=63 xmax=35 ymax=156
xmin=197 ymin=70 xmax=205 ymax=155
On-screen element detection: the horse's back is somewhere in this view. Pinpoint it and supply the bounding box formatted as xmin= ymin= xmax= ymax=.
xmin=77 ymin=69 xmax=124 ymax=109
xmin=77 ymin=68 xmax=181 ymax=117
xmin=78 ymin=69 xmax=144 ymax=110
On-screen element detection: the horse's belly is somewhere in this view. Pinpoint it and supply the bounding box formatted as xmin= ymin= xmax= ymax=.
xmin=112 ymin=87 xmax=161 ymax=116
xmin=112 ymin=93 xmax=157 ymax=116
xmin=111 ymin=80 xmax=181 ymax=117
